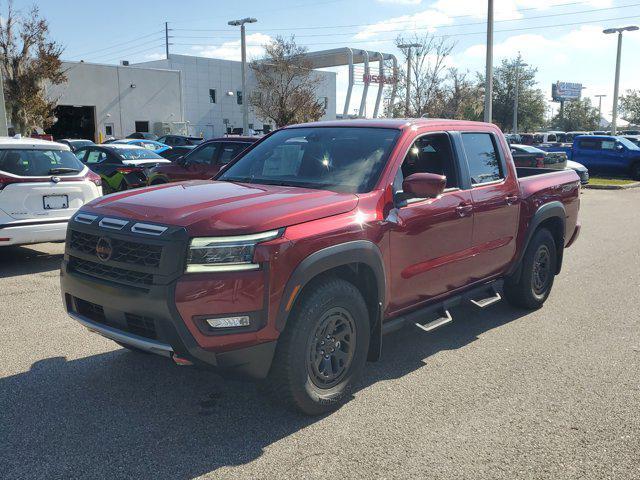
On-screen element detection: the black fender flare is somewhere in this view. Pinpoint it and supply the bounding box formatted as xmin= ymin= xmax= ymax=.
xmin=275 ymin=240 xmax=387 ymax=360
xmin=508 ymin=200 xmax=566 ymax=279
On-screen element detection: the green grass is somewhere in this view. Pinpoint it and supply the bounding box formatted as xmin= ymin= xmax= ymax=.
xmin=588 ymin=176 xmax=638 ymax=186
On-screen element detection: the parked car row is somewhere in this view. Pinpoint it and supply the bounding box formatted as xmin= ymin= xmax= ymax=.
xmin=537 ymin=134 xmax=640 ymax=180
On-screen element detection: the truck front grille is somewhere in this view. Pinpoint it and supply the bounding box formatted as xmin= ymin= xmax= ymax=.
xmin=69 ymin=256 xmax=154 ymax=286
xmin=74 ymin=297 xmax=158 ymax=340
xmin=70 ymin=230 xmax=162 ymax=267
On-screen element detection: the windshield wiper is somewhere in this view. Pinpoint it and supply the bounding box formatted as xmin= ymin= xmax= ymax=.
xmin=49 ymin=167 xmax=80 ymax=174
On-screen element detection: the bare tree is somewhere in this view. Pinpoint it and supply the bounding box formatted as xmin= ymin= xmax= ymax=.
xmin=250 ymin=37 xmax=324 ymax=127
xmin=440 ymin=68 xmax=484 ymax=121
xmin=387 ymin=34 xmax=454 ymax=118
xmin=0 ymin=2 xmax=65 ymax=135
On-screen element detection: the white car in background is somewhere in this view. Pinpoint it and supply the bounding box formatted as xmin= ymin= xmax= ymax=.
xmin=0 ymin=137 xmax=102 ymax=246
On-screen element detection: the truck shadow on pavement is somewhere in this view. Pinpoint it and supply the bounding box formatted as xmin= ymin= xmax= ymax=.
xmin=0 ymin=245 xmax=63 ymax=278
xmin=2 ymin=302 xmax=528 ymax=479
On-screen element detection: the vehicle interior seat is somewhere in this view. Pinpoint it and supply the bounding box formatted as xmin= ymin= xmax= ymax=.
xmin=401 ymin=134 xmax=457 ymax=188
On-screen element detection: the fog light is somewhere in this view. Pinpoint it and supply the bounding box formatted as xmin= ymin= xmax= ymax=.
xmin=205 ymin=316 xmax=250 ymax=329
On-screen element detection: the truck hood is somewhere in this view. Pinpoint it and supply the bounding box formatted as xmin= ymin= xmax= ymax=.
xmin=84 ymin=180 xmax=359 ymax=235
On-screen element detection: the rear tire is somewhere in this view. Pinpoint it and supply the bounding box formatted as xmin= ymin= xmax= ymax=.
xmin=504 ymin=228 xmax=557 ymax=310
xmin=266 ymin=278 xmax=370 ymax=415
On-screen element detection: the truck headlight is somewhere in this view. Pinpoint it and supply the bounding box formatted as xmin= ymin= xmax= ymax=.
xmin=186 ymin=230 xmax=281 ymax=273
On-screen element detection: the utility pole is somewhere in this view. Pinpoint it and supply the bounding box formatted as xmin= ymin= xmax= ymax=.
xmin=483 ymin=0 xmax=494 ymax=123
xmin=228 ymin=17 xmax=257 ymax=135
xmin=165 ymin=22 xmax=170 ymax=60
xmin=603 ymin=25 xmax=638 ymax=135
xmin=513 ymin=55 xmax=528 ymax=134
xmin=595 ymin=94 xmax=606 ymax=128
xmin=398 ymin=43 xmax=421 ymax=117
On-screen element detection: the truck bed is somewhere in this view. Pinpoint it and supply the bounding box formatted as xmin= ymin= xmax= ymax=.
xmin=516 ymin=167 xmax=581 ymax=249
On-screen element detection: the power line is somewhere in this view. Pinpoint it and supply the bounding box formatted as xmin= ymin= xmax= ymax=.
xmin=170 ymin=14 xmax=640 ymax=49
xmin=170 ymin=0 xmax=621 ymax=32
xmin=170 ymin=2 xmax=640 ymax=41
xmin=65 ymin=30 xmax=164 ymax=59
xmin=91 ymin=44 xmax=166 ymax=63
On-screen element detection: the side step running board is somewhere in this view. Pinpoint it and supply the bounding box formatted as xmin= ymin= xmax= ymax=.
xmin=470 ymin=290 xmax=502 ymax=308
xmin=414 ymin=310 xmax=452 ymax=332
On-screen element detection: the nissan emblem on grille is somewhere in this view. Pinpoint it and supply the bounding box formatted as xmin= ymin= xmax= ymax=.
xmin=95 ymin=237 xmax=113 ymax=262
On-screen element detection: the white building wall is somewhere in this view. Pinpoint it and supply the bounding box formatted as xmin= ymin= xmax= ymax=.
xmin=48 ymin=61 xmax=183 ymax=140
xmin=136 ymin=54 xmax=337 ymax=138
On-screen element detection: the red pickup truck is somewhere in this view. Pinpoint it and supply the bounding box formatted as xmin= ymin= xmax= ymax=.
xmin=61 ymin=119 xmax=581 ymax=415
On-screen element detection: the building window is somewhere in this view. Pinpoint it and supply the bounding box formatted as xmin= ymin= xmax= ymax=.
xmin=237 ymin=91 xmax=243 ymax=105
xmin=209 ymin=89 xmax=216 ymax=104
xmin=105 ymin=124 xmax=114 ymax=136
xmin=135 ymin=121 xmax=149 ymax=133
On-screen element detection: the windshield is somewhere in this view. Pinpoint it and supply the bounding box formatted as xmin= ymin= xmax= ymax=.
xmin=617 ymin=137 xmax=640 ymax=150
xmin=112 ymin=148 xmax=163 ymax=160
xmin=0 ymin=148 xmax=85 ymax=176
xmin=219 ymin=127 xmax=401 ymax=193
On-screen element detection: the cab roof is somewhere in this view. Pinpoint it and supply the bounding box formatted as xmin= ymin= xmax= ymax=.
xmin=284 ymin=118 xmax=495 ymax=130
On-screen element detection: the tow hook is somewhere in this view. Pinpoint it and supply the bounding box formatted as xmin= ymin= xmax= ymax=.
xmin=172 ymin=353 xmax=194 ymax=366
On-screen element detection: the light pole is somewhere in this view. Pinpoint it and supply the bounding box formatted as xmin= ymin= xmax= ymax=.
xmin=484 ymin=0 xmax=494 ymax=123
xmin=398 ymin=43 xmax=421 ymax=117
xmin=595 ymin=94 xmax=606 ymax=128
xmin=603 ymin=25 xmax=638 ymax=135
xmin=228 ymin=17 xmax=257 ymax=135
xmin=513 ymin=56 xmax=528 ymax=134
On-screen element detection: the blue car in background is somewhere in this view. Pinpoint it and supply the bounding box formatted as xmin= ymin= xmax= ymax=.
xmin=112 ymin=139 xmax=171 ymax=154
xmin=538 ymin=135 xmax=640 ymax=180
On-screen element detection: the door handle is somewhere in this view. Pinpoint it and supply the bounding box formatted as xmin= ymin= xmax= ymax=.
xmin=455 ymin=203 xmax=473 ymax=217
xmin=505 ymin=195 xmax=519 ymax=205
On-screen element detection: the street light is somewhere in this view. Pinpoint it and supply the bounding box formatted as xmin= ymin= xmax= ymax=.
xmin=228 ymin=17 xmax=257 ymax=135
xmin=484 ymin=0 xmax=494 ymax=123
xmin=513 ymin=56 xmax=528 ymax=135
xmin=594 ymin=94 xmax=606 ymax=127
xmin=398 ymin=43 xmax=421 ymax=117
xmin=603 ymin=25 xmax=638 ymax=135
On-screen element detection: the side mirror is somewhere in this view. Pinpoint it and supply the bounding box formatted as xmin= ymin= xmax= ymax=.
xmin=616 ymin=144 xmax=624 ymax=151
xmin=401 ymin=173 xmax=446 ymax=200
xmin=511 ymin=148 xmax=517 ymax=155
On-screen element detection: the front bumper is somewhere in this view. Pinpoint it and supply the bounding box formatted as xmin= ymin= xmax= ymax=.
xmin=62 ymin=265 xmax=277 ymax=378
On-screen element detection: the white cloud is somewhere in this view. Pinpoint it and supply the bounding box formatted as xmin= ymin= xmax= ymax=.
xmin=191 ymin=33 xmax=273 ymax=61
xmin=355 ymin=9 xmax=453 ymax=39
xmin=377 ymin=0 xmax=423 ymax=4
xmin=143 ymin=52 xmax=165 ymax=61
xmin=358 ymin=0 xmax=616 ymax=40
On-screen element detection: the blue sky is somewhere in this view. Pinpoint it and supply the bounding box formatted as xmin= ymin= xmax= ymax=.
xmin=13 ymin=0 xmax=640 ymax=119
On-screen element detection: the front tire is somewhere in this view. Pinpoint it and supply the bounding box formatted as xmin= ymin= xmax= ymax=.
xmin=504 ymin=228 xmax=557 ymax=310
xmin=266 ymin=278 xmax=370 ymax=415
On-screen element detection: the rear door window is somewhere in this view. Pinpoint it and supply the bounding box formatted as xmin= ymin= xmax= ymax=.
xmin=219 ymin=143 xmax=248 ymax=164
xmin=0 ymin=149 xmax=85 ymax=176
xmin=85 ymin=149 xmax=108 ymax=164
xmin=578 ymin=139 xmax=601 ymax=150
xmin=461 ymin=133 xmax=504 ymax=185
xmin=187 ymin=143 xmax=219 ymax=165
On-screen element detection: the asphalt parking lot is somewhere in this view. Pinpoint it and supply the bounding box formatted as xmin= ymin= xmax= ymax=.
xmin=1 ymin=188 xmax=639 ymax=480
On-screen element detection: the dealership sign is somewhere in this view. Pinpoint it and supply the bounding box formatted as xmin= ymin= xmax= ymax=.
xmin=552 ymin=81 xmax=583 ymax=102
xmin=363 ymin=73 xmax=398 ymax=85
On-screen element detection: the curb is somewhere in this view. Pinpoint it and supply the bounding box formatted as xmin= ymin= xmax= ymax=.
xmin=584 ymin=182 xmax=640 ymax=190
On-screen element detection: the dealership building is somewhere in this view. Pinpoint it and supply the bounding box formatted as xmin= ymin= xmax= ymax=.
xmin=46 ymin=61 xmax=185 ymax=141
xmin=47 ymin=54 xmax=337 ymax=141
xmin=135 ymin=54 xmax=337 ymax=138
